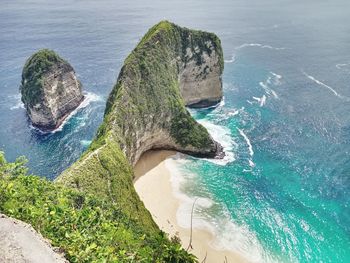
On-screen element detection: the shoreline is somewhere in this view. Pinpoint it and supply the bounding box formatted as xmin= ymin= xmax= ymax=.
xmin=134 ymin=150 xmax=249 ymax=263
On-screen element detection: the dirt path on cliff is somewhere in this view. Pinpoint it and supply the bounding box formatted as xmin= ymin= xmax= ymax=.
xmin=0 ymin=214 xmax=67 ymax=263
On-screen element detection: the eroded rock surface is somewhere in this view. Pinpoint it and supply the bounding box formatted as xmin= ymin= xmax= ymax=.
xmin=179 ymin=38 xmax=223 ymax=107
xmin=0 ymin=214 xmax=67 ymax=263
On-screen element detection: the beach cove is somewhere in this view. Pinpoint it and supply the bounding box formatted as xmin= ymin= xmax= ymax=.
xmin=134 ymin=150 xmax=249 ymax=263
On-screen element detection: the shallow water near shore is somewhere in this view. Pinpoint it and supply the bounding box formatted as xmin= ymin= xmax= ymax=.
xmin=1 ymin=0 xmax=350 ymax=262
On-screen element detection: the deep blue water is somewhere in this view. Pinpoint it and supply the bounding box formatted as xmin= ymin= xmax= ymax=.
xmin=1 ymin=0 xmax=350 ymax=262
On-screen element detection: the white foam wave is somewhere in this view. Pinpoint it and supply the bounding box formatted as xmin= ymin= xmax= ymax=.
xmin=252 ymin=95 xmax=267 ymax=107
xmin=336 ymin=63 xmax=348 ymax=69
xmin=255 ymin=72 xmax=281 ymax=101
xmin=249 ymin=159 xmax=256 ymax=168
xmin=190 ymin=96 xmax=225 ymax=111
xmin=218 ymin=97 xmax=225 ymax=107
xmin=9 ymin=94 xmax=25 ymax=110
xmin=80 ymin=139 xmax=92 ymax=147
xmin=269 ymin=72 xmax=282 ymax=85
xmin=227 ymin=108 xmax=242 ymax=117
xmin=10 ymin=102 xmax=25 ymax=110
xmin=213 ymin=107 xmax=244 ymax=121
xmin=198 ymin=119 xmax=236 ymax=165
xmin=236 ymin=43 xmax=285 ymax=51
xmin=165 ymin=159 xmax=265 ymax=262
xmin=302 ymin=71 xmax=349 ymax=101
xmin=238 ymin=129 xmax=254 ymax=157
xmin=259 ymin=81 xmax=278 ymax=99
xmin=224 ymin=54 xmax=236 ymax=63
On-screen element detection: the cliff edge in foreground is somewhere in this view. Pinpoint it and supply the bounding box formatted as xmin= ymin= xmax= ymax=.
xmin=20 ymin=49 xmax=84 ymax=131
xmin=0 ymin=214 xmax=67 ymax=263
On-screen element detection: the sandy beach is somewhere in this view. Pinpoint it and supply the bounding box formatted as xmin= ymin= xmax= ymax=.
xmin=134 ymin=150 xmax=249 ymax=263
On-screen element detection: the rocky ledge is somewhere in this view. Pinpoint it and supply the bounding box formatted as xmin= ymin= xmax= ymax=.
xmin=57 ymin=21 xmax=224 ymax=211
xmin=20 ymin=49 xmax=84 ymax=131
xmin=0 ymin=214 xmax=67 ymax=263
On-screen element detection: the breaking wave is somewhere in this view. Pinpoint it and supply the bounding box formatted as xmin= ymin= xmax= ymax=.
xmin=302 ymin=71 xmax=349 ymax=101
xmin=31 ymin=91 xmax=103 ymax=134
xmin=224 ymin=54 xmax=236 ymax=63
xmin=165 ymin=159 xmax=266 ymax=262
xmin=198 ymin=119 xmax=236 ymax=165
xmin=9 ymin=94 xmax=24 ymax=110
xmin=236 ymin=43 xmax=286 ymax=51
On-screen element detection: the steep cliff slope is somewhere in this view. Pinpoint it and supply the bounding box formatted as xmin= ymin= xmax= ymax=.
xmin=57 ymin=21 xmax=224 ymax=215
xmin=21 ymin=49 xmax=84 ymax=131
xmin=43 ymin=20 xmax=224 ymax=261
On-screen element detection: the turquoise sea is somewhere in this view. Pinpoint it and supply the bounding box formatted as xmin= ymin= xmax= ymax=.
xmin=0 ymin=0 xmax=349 ymax=262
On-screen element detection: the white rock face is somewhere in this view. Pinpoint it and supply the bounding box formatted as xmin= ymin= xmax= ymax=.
xmin=0 ymin=214 xmax=67 ymax=263
xmin=179 ymin=41 xmax=223 ymax=107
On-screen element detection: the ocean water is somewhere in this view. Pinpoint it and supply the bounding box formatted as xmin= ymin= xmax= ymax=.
xmin=1 ymin=0 xmax=350 ymax=262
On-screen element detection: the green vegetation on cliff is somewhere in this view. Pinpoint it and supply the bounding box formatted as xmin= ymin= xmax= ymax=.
xmin=0 ymin=152 xmax=196 ymax=262
xmin=57 ymin=21 xmax=223 ymax=236
xmin=2 ymin=21 xmax=224 ymax=262
xmin=20 ymin=49 xmax=67 ymax=106
xmin=104 ymin=20 xmax=222 ymax=157
xmin=54 ymin=20 xmax=223 ymax=261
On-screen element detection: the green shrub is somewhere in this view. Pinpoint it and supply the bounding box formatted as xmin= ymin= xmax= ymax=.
xmin=20 ymin=49 xmax=67 ymax=106
xmin=0 ymin=152 xmax=197 ymax=262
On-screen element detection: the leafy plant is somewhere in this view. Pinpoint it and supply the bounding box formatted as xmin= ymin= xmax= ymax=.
xmin=0 ymin=152 xmax=197 ymax=262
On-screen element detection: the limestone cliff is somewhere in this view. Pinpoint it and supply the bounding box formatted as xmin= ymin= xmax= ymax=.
xmin=104 ymin=20 xmax=224 ymax=165
xmin=20 ymin=49 xmax=84 ymax=131
xmin=57 ymin=21 xmax=224 ymax=221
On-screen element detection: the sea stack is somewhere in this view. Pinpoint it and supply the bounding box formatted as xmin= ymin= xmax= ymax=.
xmin=20 ymin=49 xmax=84 ymax=131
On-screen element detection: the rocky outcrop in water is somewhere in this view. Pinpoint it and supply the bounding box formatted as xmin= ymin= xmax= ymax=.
xmin=20 ymin=49 xmax=84 ymax=131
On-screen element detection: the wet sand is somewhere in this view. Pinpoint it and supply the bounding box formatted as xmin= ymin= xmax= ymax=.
xmin=134 ymin=150 xmax=249 ymax=263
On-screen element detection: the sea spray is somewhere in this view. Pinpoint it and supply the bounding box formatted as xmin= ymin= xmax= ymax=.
xmin=9 ymin=94 xmax=25 ymax=110
xmin=198 ymin=119 xmax=236 ymax=165
xmin=302 ymin=71 xmax=349 ymax=101
xmin=31 ymin=91 xmax=103 ymax=134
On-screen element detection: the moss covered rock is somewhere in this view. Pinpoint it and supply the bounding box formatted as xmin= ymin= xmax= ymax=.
xmin=20 ymin=49 xmax=84 ymax=131
xmin=57 ymin=21 xmax=224 ymax=259
xmin=103 ymin=20 xmax=224 ymax=165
